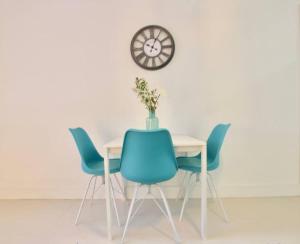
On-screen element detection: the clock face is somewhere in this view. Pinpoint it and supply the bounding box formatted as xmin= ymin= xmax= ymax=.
xmin=130 ymin=25 xmax=175 ymax=70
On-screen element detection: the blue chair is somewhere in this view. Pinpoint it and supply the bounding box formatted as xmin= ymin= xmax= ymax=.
xmin=120 ymin=129 xmax=181 ymax=243
xmin=69 ymin=127 xmax=124 ymax=226
xmin=177 ymin=123 xmax=231 ymax=222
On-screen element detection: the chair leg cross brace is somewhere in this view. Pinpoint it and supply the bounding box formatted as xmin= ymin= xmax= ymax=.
xmin=207 ymin=173 xmax=229 ymax=222
xmin=75 ymin=174 xmax=121 ymax=226
xmin=179 ymin=172 xmax=229 ymax=223
xmin=122 ymin=183 xmax=181 ymax=243
xmin=176 ymin=171 xmax=188 ymax=201
xmin=75 ymin=175 xmax=95 ymax=225
xmin=179 ymin=172 xmax=195 ymax=222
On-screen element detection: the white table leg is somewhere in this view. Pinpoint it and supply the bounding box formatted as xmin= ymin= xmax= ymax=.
xmin=200 ymin=144 xmax=207 ymax=239
xmin=104 ymin=149 xmax=112 ymax=240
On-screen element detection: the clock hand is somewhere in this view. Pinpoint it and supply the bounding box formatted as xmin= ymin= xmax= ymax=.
xmin=154 ymin=30 xmax=162 ymax=43
xmin=150 ymin=30 xmax=162 ymax=53
xmin=146 ymin=43 xmax=158 ymax=51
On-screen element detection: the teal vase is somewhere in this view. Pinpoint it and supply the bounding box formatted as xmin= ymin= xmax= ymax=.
xmin=146 ymin=111 xmax=159 ymax=130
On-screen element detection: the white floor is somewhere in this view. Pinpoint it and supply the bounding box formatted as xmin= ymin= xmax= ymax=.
xmin=0 ymin=197 xmax=299 ymax=244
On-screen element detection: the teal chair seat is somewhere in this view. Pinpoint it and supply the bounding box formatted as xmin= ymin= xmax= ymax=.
xmin=70 ymin=127 xmax=122 ymax=176
xmin=120 ymin=129 xmax=177 ymax=185
xmin=177 ymin=155 xmax=219 ymax=172
xmin=81 ymin=158 xmax=121 ymax=175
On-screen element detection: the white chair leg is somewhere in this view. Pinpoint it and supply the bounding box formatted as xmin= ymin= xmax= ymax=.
xmin=208 ymin=173 xmax=229 ymax=223
xmin=179 ymin=172 xmax=194 ymax=221
xmin=122 ymin=183 xmax=140 ymax=243
xmin=157 ymin=185 xmax=181 ymax=243
xmin=176 ymin=171 xmax=188 ymax=201
xmin=110 ymin=177 xmax=121 ymax=227
xmin=90 ymin=176 xmax=98 ymax=204
xmin=75 ymin=175 xmax=95 ymax=225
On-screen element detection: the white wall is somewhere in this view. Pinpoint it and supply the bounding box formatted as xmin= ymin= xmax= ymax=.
xmin=0 ymin=0 xmax=299 ymax=198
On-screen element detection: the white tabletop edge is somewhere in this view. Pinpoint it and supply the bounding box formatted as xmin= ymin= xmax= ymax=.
xmin=103 ymin=134 xmax=206 ymax=149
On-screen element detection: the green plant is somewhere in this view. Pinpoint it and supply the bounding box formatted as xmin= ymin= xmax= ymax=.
xmin=133 ymin=77 xmax=160 ymax=112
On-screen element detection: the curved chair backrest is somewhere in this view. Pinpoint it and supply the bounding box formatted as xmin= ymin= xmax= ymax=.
xmin=207 ymin=123 xmax=231 ymax=162
xmin=120 ymin=129 xmax=177 ymax=185
xmin=69 ymin=127 xmax=103 ymax=164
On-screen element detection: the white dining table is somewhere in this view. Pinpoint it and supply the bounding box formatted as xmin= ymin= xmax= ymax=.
xmin=103 ymin=134 xmax=207 ymax=240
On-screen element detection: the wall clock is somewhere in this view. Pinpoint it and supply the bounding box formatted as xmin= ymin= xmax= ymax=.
xmin=130 ymin=25 xmax=175 ymax=70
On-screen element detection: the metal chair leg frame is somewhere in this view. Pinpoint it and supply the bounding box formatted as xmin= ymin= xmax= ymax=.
xmin=122 ymin=183 xmax=140 ymax=244
xmin=128 ymin=187 xmax=169 ymax=225
xmin=127 ymin=189 xmax=149 ymax=225
xmin=157 ymin=185 xmax=181 ymax=243
xmin=127 ymin=185 xmax=150 ymax=224
xmin=176 ymin=171 xmax=188 ymax=201
xmin=110 ymin=177 xmax=121 ymax=226
xmin=128 ymin=197 xmax=145 ymax=225
xmin=129 ymin=188 xmax=169 ymax=224
xmin=92 ymin=176 xmax=104 ymax=194
xmin=122 ymin=184 xmax=181 ymax=243
xmin=113 ymin=174 xmax=127 ymax=200
xmin=208 ymin=173 xmax=229 ymax=223
xmin=147 ymin=185 xmax=168 ymax=218
xmin=179 ymin=172 xmax=195 ymax=221
xmin=150 ymin=194 xmax=168 ymax=218
xmin=76 ymin=175 xmax=121 ymax=227
xmin=75 ymin=175 xmax=95 ymax=225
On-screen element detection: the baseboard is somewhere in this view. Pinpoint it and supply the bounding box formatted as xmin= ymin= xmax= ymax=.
xmin=0 ymin=184 xmax=299 ymax=199
xmin=123 ymin=184 xmax=300 ymax=198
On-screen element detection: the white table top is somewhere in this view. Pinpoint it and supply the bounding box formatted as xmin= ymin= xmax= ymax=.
xmin=104 ymin=134 xmax=206 ymax=149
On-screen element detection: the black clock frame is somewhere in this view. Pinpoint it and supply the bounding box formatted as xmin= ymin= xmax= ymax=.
xmin=130 ymin=25 xmax=175 ymax=71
